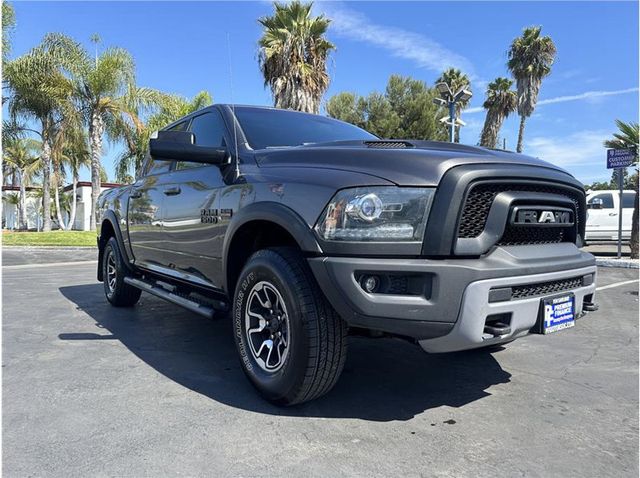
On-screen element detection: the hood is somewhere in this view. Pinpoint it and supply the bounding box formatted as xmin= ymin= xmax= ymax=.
xmin=252 ymin=140 xmax=569 ymax=186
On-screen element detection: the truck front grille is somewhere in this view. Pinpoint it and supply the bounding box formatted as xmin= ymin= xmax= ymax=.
xmin=497 ymin=224 xmax=569 ymax=246
xmin=511 ymin=276 xmax=583 ymax=300
xmin=457 ymin=182 xmax=583 ymax=245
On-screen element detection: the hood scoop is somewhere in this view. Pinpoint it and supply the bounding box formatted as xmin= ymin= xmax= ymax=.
xmin=364 ymin=140 xmax=415 ymax=149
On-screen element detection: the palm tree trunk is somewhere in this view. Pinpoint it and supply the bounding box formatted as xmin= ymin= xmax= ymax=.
xmin=54 ymin=183 xmax=67 ymax=231
xmin=68 ymin=173 xmax=78 ymax=230
xmin=480 ymin=110 xmax=505 ymax=149
xmin=516 ymin=115 xmax=526 ymax=153
xmin=41 ymin=127 xmax=53 ymax=232
xmin=18 ymin=170 xmax=28 ymax=230
xmin=52 ymin=160 xmax=67 ymax=230
xmin=631 ymin=185 xmax=639 ymax=260
xmin=89 ymin=110 xmax=104 ymax=231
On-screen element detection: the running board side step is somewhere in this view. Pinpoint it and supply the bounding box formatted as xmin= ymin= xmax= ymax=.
xmin=124 ymin=276 xmax=218 ymax=319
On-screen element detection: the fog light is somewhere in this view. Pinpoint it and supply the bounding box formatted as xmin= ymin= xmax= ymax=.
xmin=361 ymin=275 xmax=380 ymax=293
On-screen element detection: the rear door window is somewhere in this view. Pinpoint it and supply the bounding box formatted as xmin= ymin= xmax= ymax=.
xmin=622 ymin=192 xmax=635 ymax=208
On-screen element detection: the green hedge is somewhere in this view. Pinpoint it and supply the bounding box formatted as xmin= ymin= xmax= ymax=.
xmin=2 ymin=230 xmax=97 ymax=247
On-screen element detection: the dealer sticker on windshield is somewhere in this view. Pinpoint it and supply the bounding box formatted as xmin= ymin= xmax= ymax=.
xmin=541 ymin=294 xmax=575 ymax=334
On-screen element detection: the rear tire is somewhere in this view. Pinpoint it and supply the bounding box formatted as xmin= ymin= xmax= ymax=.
xmin=102 ymin=237 xmax=141 ymax=307
xmin=233 ymin=247 xmax=348 ymax=406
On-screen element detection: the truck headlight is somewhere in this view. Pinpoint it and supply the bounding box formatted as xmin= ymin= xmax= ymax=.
xmin=315 ymin=187 xmax=435 ymax=242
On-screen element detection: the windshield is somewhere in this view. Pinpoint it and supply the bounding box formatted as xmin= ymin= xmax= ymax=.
xmin=234 ymin=107 xmax=377 ymax=150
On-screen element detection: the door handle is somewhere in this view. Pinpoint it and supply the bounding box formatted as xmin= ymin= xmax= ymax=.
xmin=609 ymin=212 xmax=618 ymax=216
xmin=163 ymin=186 xmax=181 ymax=196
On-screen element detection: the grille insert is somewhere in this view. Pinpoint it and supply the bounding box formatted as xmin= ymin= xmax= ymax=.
xmin=511 ymin=276 xmax=583 ymax=300
xmin=456 ymin=182 xmax=582 ymax=245
xmin=498 ymin=225 xmax=569 ymax=246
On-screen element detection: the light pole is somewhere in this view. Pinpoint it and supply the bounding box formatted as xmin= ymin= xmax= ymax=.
xmin=434 ymin=83 xmax=472 ymax=143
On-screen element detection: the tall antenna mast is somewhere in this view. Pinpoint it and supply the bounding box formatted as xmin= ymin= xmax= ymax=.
xmin=226 ymin=32 xmax=241 ymax=180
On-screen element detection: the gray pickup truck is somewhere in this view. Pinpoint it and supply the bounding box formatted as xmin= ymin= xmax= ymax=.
xmin=97 ymin=105 xmax=597 ymax=405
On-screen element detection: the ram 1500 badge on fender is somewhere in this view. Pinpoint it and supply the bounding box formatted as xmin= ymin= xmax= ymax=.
xmin=97 ymin=105 xmax=597 ymax=405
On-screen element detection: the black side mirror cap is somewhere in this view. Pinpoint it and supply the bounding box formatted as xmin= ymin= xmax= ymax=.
xmin=149 ymin=130 xmax=229 ymax=165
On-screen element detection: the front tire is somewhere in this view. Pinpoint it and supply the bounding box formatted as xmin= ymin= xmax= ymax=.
xmin=102 ymin=237 xmax=141 ymax=307
xmin=233 ymin=248 xmax=348 ymax=405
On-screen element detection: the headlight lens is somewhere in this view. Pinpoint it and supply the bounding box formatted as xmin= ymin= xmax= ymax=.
xmin=315 ymin=187 xmax=435 ymax=242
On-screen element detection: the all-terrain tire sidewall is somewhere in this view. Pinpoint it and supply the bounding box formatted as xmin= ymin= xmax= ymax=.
xmin=102 ymin=237 xmax=141 ymax=307
xmin=233 ymin=251 xmax=311 ymax=403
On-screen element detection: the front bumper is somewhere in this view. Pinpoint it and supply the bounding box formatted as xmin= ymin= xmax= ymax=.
xmin=308 ymin=243 xmax=596 ymax=352
xmin=417 ymin=265 xmax=596 ymax=352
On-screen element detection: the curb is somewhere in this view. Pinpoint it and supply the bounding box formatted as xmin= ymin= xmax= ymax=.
xmin=2 ymin=245 xmax=97 ymax=250
xmin=595 ymin=258 xmax=639 ymax=269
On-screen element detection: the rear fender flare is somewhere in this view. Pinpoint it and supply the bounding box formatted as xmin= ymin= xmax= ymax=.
xmin=97 ymin=210 xmax=134 ymax=281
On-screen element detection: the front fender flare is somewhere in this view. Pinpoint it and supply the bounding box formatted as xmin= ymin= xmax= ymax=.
xmin=221 ymin=202 xmax=323 ymax=292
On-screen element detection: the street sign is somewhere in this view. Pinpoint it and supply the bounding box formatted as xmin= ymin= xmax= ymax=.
xmin=605 ymin=148 xmax=635 ymax=258
xmin=606 ymin=148 xmax=635 ymax=169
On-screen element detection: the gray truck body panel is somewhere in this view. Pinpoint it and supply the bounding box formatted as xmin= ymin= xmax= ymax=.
xmin=97 ymin=104 xmax=596 ymax=351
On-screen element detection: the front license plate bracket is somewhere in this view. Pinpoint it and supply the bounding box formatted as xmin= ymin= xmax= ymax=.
xmin=533 ymin=293 xmax=576 ymax=334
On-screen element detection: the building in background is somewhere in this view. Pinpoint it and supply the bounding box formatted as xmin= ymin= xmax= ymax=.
xmin=2 ymin=185 xmax=43 ymax=230
xmin=2 ymin=182 xmax=121 ymax=231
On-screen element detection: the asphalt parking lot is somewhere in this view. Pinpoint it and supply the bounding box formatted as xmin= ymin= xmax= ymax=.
xmin=3 ymin=248 xmax=638 ymax=477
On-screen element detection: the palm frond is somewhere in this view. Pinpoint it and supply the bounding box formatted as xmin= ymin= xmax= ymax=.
xmin=258 ymin=0 xmax=334 ymax=113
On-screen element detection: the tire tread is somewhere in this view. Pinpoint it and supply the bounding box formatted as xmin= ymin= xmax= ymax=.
xmin=247 ymin=247 xmax=347 ymax=405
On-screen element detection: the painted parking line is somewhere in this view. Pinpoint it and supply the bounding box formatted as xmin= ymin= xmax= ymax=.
xmin=2 ymin=260 xmax=98 ymax=270
xmin=596 ymin=279 xmax=639 ymax=291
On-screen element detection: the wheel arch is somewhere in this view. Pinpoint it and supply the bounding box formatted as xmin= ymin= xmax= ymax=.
xmin=97 ymin=210 xmax=133 ymax=281
xmin=222 ymin=202 xmax=323 ymax=295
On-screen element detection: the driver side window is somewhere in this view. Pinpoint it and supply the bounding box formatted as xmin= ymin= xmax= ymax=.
xmin=176 ymin=111 xmax=227 ymax=170
xmin=588 ymin=193 xmax=614 ymax=209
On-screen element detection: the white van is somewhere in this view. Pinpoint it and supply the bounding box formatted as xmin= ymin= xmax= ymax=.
xmin=585 ymin=189 xmax=636 ymax=242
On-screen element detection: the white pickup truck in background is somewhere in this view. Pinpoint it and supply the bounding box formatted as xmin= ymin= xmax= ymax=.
xmin=585 ymin=189 xmax=635 ymax=243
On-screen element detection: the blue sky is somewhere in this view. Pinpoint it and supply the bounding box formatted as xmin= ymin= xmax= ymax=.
xmin=8 ymin=0 xmax=639 ymax=184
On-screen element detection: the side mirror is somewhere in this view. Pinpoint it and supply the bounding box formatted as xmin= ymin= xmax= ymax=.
xmin=149 ymin=130 xmax=228 ymax=165
xmin=589 ymin=198 xmax=604 ymax=210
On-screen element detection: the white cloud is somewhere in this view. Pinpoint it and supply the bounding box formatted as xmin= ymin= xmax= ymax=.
xmin=318 ymin=3 xmax=476 ymax=78
xmin=537 ymin=87 xmax=639 ymax=106
xmin=465 ymin=87 xmax=639 ymax=114
xmin=526 ymin=129 xmax=612 ymax=183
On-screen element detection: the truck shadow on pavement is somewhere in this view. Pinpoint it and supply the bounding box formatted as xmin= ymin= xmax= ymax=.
xmin=59 ymin=283 xmax=511 ymax=422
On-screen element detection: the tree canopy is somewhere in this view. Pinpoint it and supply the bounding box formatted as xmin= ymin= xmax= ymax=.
xmin=326 ymin=75 xmax=448 ymax=141
xmin=258 ymin=0 xmax=334 ymax=113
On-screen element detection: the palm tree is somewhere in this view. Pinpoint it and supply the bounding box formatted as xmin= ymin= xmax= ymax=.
xmin=508 ymin=26 xmax=557 ymax=153
xmin=604 ymin=120 xmax=639 ymax=259
xmin=64 ymin=133 xmax=91 ymax=230
xmin=2 ymin=2 xmax=16 ymax=103
xmin=112 ymin=90 xmax=212 ymax=181
xmin=479 ymin=78 xmax=518 ymax=149
xmin=435 ymin=68 xmax=472 ymax=143
xmin=50 ymin=119 xmax=89 ymax=230
xmin=43 ymin=33 xmax=138 ymax=230
xmin=4 ymin=42 xmax=75 ymax=231
xmin=258 ymin=1 xmax=334 ymax=113
xmin=3 ymin=138 xmax=42 ymax=230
